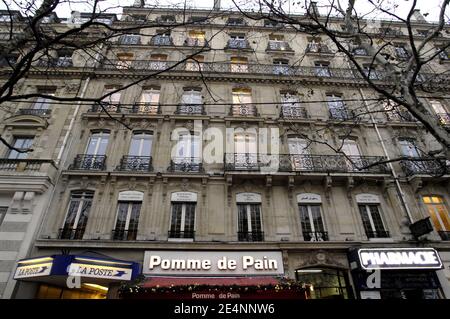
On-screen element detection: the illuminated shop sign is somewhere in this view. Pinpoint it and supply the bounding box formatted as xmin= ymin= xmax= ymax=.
xmin=358 ymin=248 xmax=443 ymax=270
xmin=14 ymin=263 xmax=53 ymax=279
xmin=143 ymin=251 xmax=284 ymax=276
xmin=68 ymin=263 xmax=132 ymax=280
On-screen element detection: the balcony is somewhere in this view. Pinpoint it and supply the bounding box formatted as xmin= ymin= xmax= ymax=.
xmin=224 ymin=153 xmax=390 ymax=174
xmin=329 ymin=108 xmax=356 ymax=121
xmin=150 ymin=35 xmax=173 ymax=46
xmin=303 ymin=231 xmax=329 ymax=241
xmin=238 ymin=231 xmax=264 ymax=242
xmin=168 ymin=158 xmax=203 ymax=173
xmin=306 ymin=43 xmax=333 ymax=55
xmin=436 ymin=113 xmax=450 ymax=125
xmin=69 ymin=154 xmax=107 ymax=171
xmin=438 ymin=231 xmax=450 ymax=241
xmin=175 ymin=104 xmax=205 ymax=115
xmin=89 ymin=103 xmax=160 ymax=115
xmin=266 ymin=41 xmax=293 ymax=52
xmin=36 ymin=58 xmax=73 ymax=68
xmin=400 ymin=158 xmax=448 ymax=176
xmin=385 ymin=110 xmax=416 ymax=122
xmin=16 ymin=108 xmax=52 ymax=117
xmin=131 ymin=103 xmax=160 ymax=114
xmin=58 ymin=227 xmax=85 ymax=240
xmin=280 ymin=105 xmax=308 ymax=119
xmin=168 ymin=230 xmax=195 ymax=239
xmin=111 ymin=229 xmax=137 ymax=240
xmin=225 ymin=39 xmax=252 ymax=50
xmin=116 ymin=156 xmax=152 ymax=172
xmin=230 ymin=104 xmax=258 ymax=117
xmin=366 ymin=230 xmax=390 ymax=239
xmin=0 ymin=158 xmax=55 ymax=172
xmin=184 ymin=38 xmax=208 ymax=47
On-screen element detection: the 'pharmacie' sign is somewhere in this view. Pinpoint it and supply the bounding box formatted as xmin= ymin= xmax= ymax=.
xmin=68 ymin=263 xmax=132 ymax=280
xmin=143 ymin=251 xmax=284 ymax=276
xmin=358 ymin=248 xmax=443 ymax=270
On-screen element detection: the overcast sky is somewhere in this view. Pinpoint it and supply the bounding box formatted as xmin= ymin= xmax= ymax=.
xmin=1 ymin=0 xmax=448 ymax=22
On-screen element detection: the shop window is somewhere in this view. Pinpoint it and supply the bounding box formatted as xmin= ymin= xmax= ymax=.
xmin=423 ymin=195 xmax=450 ymax=240
xmin=358 ymin=203 xmax=389 ymax=239
xmin=0 ymin=206 xmax=7 ymax=226
xmin=295 ymin=268 xmax=351 ymax=299
xmin=36 ymin=283 xmax=107 ymax=299
xmin=237 ymin=193 xmax=263 ymax=241
xmin=7 ymin=136 xmax=34 ymax=159
xmin=112 ymin=191 xmax=143 ymax=240
xmin=169 ymin=192 xmax=197 ymax=240
xmin=60 ymin=190 xmax=94 ymax=239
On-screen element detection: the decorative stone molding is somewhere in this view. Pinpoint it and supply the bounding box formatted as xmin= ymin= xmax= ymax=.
xmin=410 ymin=177 xmax=423 ymax=193
xmin=287 ymin=176 xmax=294 ymax=200
xmin=226 ymin=175 xmax=233 ymax=206
xmin=162 ymin=177 xmax=168 ymax=202
xmin=323 ymin=175 xmax=332 ymax=202
xmin=265 ymin=175 xmax=272 ymax=205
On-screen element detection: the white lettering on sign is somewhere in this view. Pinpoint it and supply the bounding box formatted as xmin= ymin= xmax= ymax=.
xmin=355 ymin=194 xmax=380 ymax=204
xmin=171 ymin=192 xmax=197 ymax=202
xmin=358 ymin=248 xmax=443 ymax=270
xmin=297 ymin=193 xmax=321 ymax=203
xmin=68 ymin=263 xmax=132 ymax=280
xmin=118 ymin=191 xmax=144 ymax=201
xmin=236 ymin=193 xmax=262 ymax=203
xmin=14 ymin=263 xmax=53 ymax=279
xmin=144 ymin=251 xmax=283 ymax=275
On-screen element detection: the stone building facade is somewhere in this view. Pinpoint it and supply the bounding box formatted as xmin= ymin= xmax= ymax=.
xmin=1 ymin=5 xmax=449 ymax=299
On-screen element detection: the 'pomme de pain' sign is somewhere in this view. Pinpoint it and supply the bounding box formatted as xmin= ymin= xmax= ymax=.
xmin=143 ymin=251 xmax=284 ymax=276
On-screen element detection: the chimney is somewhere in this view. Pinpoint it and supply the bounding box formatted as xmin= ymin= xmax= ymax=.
xmin=213 ymin=0 xmax=221 ymax=11
xmin=411 ymin=9 xmax=426 ymax=22
xmin=307 ymin=1 xmax=319 ymax=17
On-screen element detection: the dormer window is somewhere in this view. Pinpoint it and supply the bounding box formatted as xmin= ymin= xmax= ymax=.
xmin=394 ymin=44 xmax=410 ymax=60
xmin=189 ymin=16 xmax=207 ymax=24
xmin=159 ymin=15 xmax=175 ymax=23
xmin=264 ymin=19 xmax=280 ymax=27
xmin=119 ymin=34 xmax=141 ymax=45
xmin=227 ymin=17 xmax=245 ymax=26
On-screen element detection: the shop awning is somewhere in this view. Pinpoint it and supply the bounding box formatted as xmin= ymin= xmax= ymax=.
xmin=142 ymin=276 xmax=280 ymax=288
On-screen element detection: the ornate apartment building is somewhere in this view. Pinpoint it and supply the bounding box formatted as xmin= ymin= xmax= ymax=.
xmin=1 ymin=4 xmax=450 ymax=299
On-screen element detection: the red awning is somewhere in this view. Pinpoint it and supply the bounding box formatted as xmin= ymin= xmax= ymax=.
xmin=142 ymin=276 xmax=280 ymax=288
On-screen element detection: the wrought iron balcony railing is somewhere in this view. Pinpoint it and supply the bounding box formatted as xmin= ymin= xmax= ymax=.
xmin=116 ymin=156 xmax=153 ymax=172
xmin=175 ymin=104 xmax=205 ymax=115
xmin=150 ymin=36 xmax=173 ymax=46
xmin=69 ymin=154 xmax=107 ymax=170
xmin=267 ymin=41 xmax=293 ymax=51
xmin=36 ymin=58 xmax=73 ymax=68
xmin=329 ymin=108 xmax=356 ymax=121
xmin=238 ymin=231 xmax=264 ymax=242
xmin=225 ymin=39 xmax=252 ymax=50
xmin=365 ymin=230 xmax=390 ymax=239
xmin=280 ymin=105 xmax=308 ymax=119
xmin=303 ymin=231 xmax=329 ymax=241
xmin=58 ymin=227 xmax=85 ymax=240
xmin=0 ymin=158 xmax=53 ymax=172
xmin=168 ymin=157 xmax=203 ymax=172
xmin=438 ymin=231 xmax=450 ymax=241
xmin=224 ymin=153 xmax=390 ymax=174
xmin=131 ymin=103 xmax=161 ymax=114
xmin=168 ymin=230 xmax=195 ymax=239
xmin=436 ymin=113 xmax=450 ymax=125
xmin=385 ymin=110 xmax=417 ymax=122
xmin=400 ymin=158 xmax=449 ymax=176
xmin=17 ymin=108 xmax=52 ymax=117
xmin=184 ymin=38 xmax=208 ymax=47
xmin=230 ymin=104 xmax=258 ymax=117
xmin=306 ymin=43 xmax=333 ymax=54
xmin=111 ymin=229 xmax=138 ymax=240
xmin=89 ymin=103 xmax=160 ymax=115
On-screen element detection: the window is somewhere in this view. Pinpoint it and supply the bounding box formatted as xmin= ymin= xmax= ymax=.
xmin=190 ymin=16 xmax=207 ymax=24
xmin=169 ymin=197 xmax=196 ymax=239
xmin=152 ymin=31 xmax=172 ymax=46
xmin=281 ymin=92 xmax=305 ymax=117
xmin=186 ymin=31 xmax=206 ymax=47
xmin=86 ymin=131 xmax=109 ymax=156
xmin=101 ymin=88 xmax=121 ymax=111
xmin=0 ymin=54 xmax=18 ymax=67
xmin=423 ymin=196 xmax=450 ymax=240
xmin=228 ymin=34 xmax=248 ymax=49
xmin=383 ymin=100 xmax=415 ymax=122
xmin=307 ymin=39 xmax=327 ymax=53
xmin=186 ymin=55 xmax=204 ymax=71
xmin=0 ymin=206 xmax=7 ymax=226
xmin=264 ymin=19 xmax=279 ymax=27
xmin=353 ymin=47 xmax=368 ymax=56
xmin=295 ymin=268 xmax=351 ymax=299
xmin=227 ymin=17 xmax=245 ymax=26
xmin=136 ymin=88 xmax=159 ymax=113
xmin=358 ymin=204 xmax=389 ymax=238
xmin=429 ymin=100 xmax=450 ymax=125
xmin=60 ymin=191 xmax=94 ymax=239
xmin=159 ymin=15 xmax=175 ymax=23
xmin=231 ymin=88 xmax=254 ymax=115
xmin=314 ymin=61 xmax=331 ymax=77
xmin=119 ymin=34 xmax=140 ymax=45
xmin=299 ymin=204 xmax=327 ymax=241
xmin=55 ymin=51 xmax=73 ymax=67
xmin=174 ymin=132 xmax=201 ymax=163
xmin=230 ymin=57 xmax=248 ymax=73
xmin=32 ymin=93 xmax=54 ymax=110
xmin=327 ymin=94 xmax=348 ymax=120
xmin=237 ymin=198 xmax=263 ymax=241
xmin=394 ymin=45 xmax=410 ymax=59
xmin=179 ymin=89 xmax=203 ymax=114
xmin=116 ymin=53 xmax=133 ymax=70
xmin=438 ymin=48 xmax=449 ymax=61
xmin=7 ymin=137 xmax=34 ymax=159
xmin=273 ymin=59 xmax=290 ymax=75
xmin=234 ymin=133 xmax=258 ymax=169
xmin=362 ymin=64 xmax=381 ymax=80
xmin=113 ymin=192 xmax=142 ymax=240
xmin=341 ymin=139 xmax=362 ymax=171
xmin=149 ymin=54 xmax=167 ymax=70
xmin=129 ymin=132 xmax=153 ymax=157
xmin=399 ymin=138 xmax=420 ymax=158
xmin=268 ymin=34 xmax=290 ymax=51
xmin=288 ymin=137 xmax=310 ymax=170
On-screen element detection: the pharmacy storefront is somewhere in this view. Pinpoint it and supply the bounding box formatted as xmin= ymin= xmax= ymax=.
xmin=120 ymin=250 xmax=308 ymax=299
xmin=13 ymin=254 xmax=140 ymax=299
xmin=348 ymin=247 xmax=445 ymax=299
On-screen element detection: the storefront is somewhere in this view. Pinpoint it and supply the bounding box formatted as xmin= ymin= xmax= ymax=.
xmin=119 ymin=250 xmax=308 ymax=299
xmin=13 ymin=254 xmax=140 ymax=299
xmin=348 ymin=247 xmax=445 ymax=299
